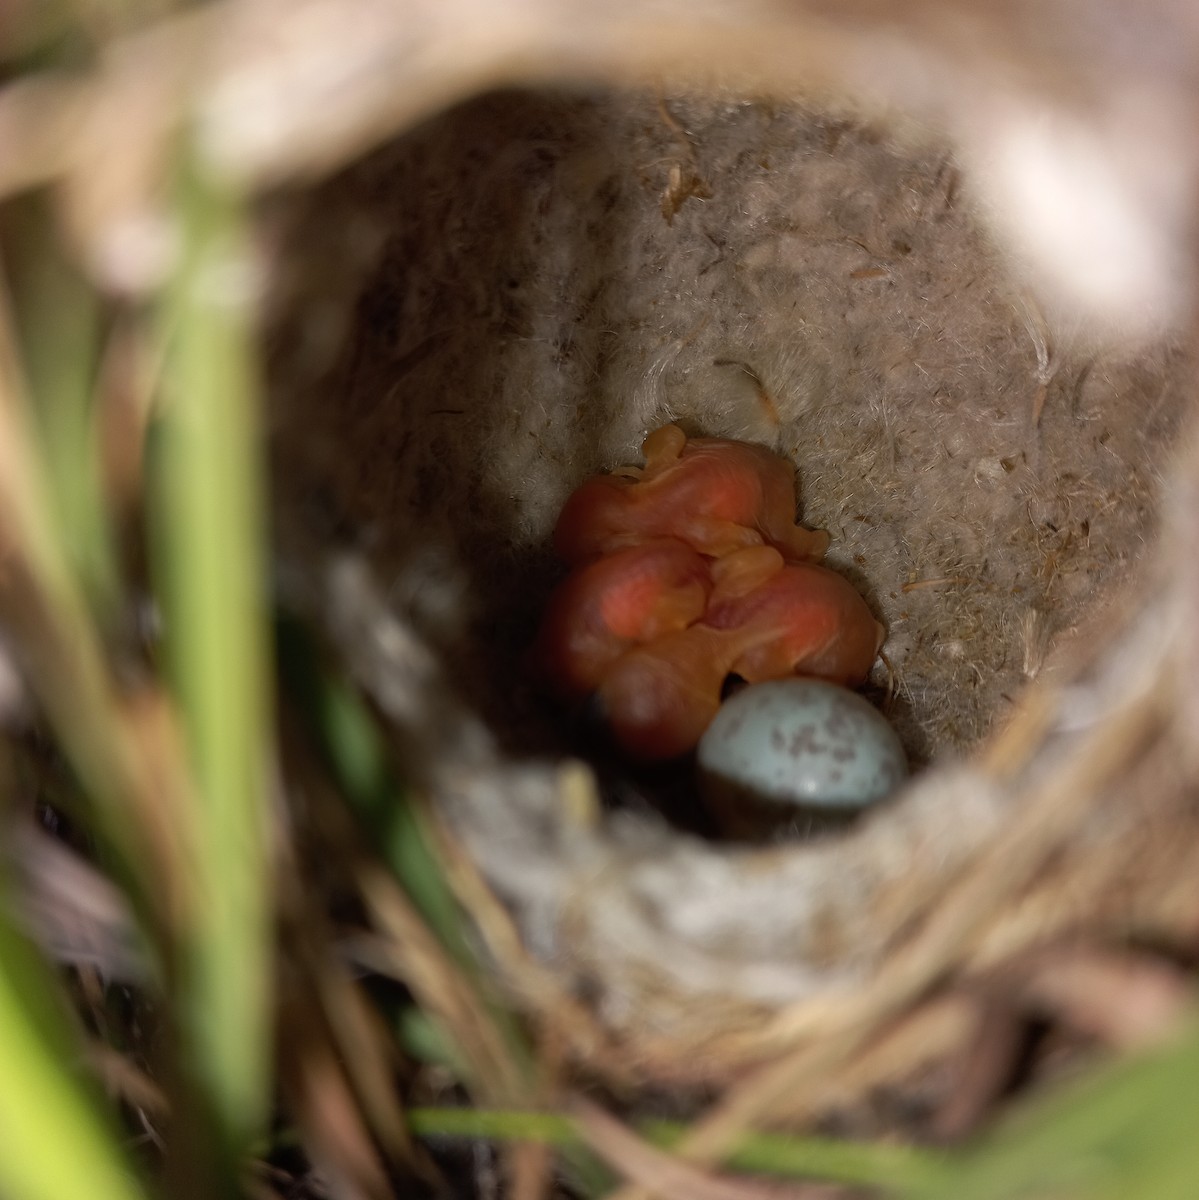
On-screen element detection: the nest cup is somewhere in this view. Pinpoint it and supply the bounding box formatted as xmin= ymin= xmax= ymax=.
xmin=265 ymin=66 xmax=1199 ymax=1084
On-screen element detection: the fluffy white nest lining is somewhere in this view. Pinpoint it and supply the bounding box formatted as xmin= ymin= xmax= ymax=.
xmin=271 ymin=90 xmax=1189 ymax=759
xmin=265 ymin=77 xmax=1198 ymax=1076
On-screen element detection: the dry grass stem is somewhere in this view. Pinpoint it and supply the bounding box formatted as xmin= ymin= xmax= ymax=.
xmin=573 ymin=1098 xmax=839 ymax=1200
xmin=358 ymin=865 xmax=527 ymax=1104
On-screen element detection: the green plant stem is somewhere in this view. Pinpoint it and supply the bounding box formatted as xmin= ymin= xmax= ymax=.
xmin=407 ymin=1106 xmax=949 ymax=1193
xmin=154 ymin=153 xmax=272 ymax=1170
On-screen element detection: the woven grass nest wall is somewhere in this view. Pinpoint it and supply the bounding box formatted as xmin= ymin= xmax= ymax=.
xmin=254 ymin=10 xmax=1199 ymax=1097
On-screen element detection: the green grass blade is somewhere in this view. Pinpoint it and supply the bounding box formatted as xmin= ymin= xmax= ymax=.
xmin=275 ymin=616 xmax=475 ymax=968
xmin=407 ymin=1106 xmax=949 ymax=1192
xmin=8 ymin=199 xmax=119 ymax=622
xmin=916 ymin=1018 xmax=1199 ymax=1200
xmin=276 ymin=617 xmax=537 ymax=1087
xmin=394 ymin=1005 xmax=472 ymax=1076
xmin=153 ymin=153 xmax=272 ymax=1165
xmin=0 ymin=901 xmax=150 ymax=1200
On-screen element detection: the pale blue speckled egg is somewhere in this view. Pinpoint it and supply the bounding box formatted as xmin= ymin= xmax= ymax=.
xmin=698 ymin=679 xmax=907 ymax=833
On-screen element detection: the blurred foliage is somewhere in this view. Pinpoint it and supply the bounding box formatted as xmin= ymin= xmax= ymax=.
xmin=150 ymin=151 xmax=273 ymax=1180
xmin=917 ymin=1017 xmax=1199 ymax=1200
xmin=0 ymin=898 xmax=148 ymax=1200
xmin=7 ymin=198 xmax=119 ymax=623
xmin=276 ymin=616 xmax=475 ymax=966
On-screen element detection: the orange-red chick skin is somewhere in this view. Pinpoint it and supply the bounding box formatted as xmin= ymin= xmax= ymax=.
xmin=553 ymin=423 xmax=830 ymax=564
xmin=535 ymin=424 xmax=884 ymax=760
xmin=596 ymin=555 xmax=883 ymax=760
xmin=531 ymin=538 xmax=711 ymax=699
xmin=706 ymin=556 xmax=884 ymax=688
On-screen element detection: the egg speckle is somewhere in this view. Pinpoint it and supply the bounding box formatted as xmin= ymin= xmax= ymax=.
xmin=697 ymin=679 xmax=907 ymax=835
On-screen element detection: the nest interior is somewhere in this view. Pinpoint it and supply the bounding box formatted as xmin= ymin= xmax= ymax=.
xmin=265 ymin=85 xmax=1198 ymax=1079
xmin=270 ymin=87 xmax=1188 ymax=762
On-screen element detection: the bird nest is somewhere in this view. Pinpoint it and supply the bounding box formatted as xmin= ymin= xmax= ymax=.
xmin=16 ymin=0 xmax=1199 ymax=1145
xmin=267 ymin=84 xmax=1199 ymax=1109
